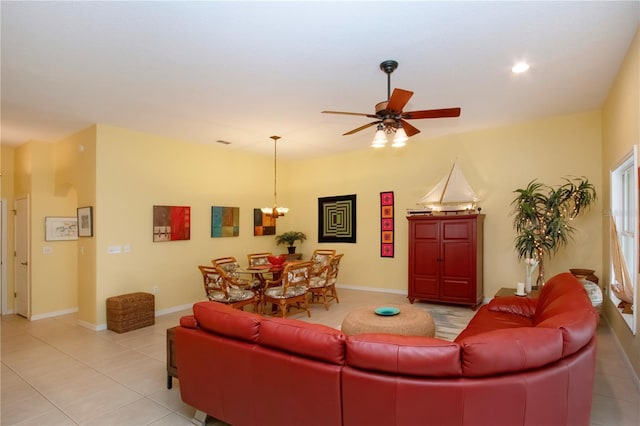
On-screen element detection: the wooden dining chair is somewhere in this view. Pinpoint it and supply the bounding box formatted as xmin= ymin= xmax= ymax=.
xmin=212 ymin=256 xmax=262 ymax=291
xmin=262 ymin=261 xmax=313 ymax=318
xmin=308 ymin=253 xmax=343 ymax=310
xmin=197 ymin=265 xmax=258 ymax=312
xmin=309 ymin=249 xmax=337 ymax=279
xmin=246 ymin=252 xmax=273 ymax=269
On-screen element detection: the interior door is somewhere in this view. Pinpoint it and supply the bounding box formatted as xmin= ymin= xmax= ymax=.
xmin=15 ymin=197 xmax=29 ymax=318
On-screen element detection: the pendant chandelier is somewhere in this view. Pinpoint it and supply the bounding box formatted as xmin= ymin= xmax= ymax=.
xmin=261 ymin=135 xmax=289 ymax=218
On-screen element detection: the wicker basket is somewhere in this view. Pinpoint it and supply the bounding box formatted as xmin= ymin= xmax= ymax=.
xmin=106 ymin=292 xmax=155 ymax=333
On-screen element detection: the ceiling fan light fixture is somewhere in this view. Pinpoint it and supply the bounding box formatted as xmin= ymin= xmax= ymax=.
xmin=371 ymin=124 xmax=387 ymax=148
xmin=323 ymin=60 xmax=461 ymax=148
xmin=392 ymin=126 xmax=408 ymax=147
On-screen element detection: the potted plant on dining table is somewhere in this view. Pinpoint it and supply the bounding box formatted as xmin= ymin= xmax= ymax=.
xmin=276 ymin=231 xmax=307 ymax=254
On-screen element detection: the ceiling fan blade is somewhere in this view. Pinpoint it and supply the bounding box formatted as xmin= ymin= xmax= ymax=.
xmin=385 ymin=88 xmax=414 ymax=114
xmin=402 ymin=107 xmax=461 ymax=120
xmin=343 ymin=121 xmax=380 ymax=136
xmin=400 ymin=119 xmax=421 ymax=137
xmin=322 ymin=110 xmax=378 ymax=118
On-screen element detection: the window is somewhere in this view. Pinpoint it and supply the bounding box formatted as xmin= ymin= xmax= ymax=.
xmin=610 ymin=146 xmax=638 ymax=334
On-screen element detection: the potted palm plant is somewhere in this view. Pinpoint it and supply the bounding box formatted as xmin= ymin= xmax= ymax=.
xmin=276 ymin=231 xmax=307 ymax=254
xmin=511 ymin=177 xmax=596 ymax=287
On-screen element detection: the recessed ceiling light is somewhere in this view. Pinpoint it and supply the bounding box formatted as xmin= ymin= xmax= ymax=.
xmin=512 ymin=62 xmax=530 ymax=74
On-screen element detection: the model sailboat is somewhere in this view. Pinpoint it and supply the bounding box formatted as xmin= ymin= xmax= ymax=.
xmin=610 ymin=216 xmax=634 ymax=313
xmin=408 ymin=162 xmax=480 ymax=214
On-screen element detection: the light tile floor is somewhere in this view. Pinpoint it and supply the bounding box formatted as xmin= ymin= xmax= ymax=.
xmin=1 ymin=288 xmax=639 ymax=425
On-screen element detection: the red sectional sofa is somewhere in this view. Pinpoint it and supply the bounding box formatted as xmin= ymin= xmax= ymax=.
xmin=175 ymin=272 xmax=598 ymax=426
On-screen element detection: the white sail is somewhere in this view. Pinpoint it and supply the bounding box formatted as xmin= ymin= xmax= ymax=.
xmin=610 ymin=216 xmax=634 ymax=305
xmin=416 ymin=162 xmax=479 ymax=211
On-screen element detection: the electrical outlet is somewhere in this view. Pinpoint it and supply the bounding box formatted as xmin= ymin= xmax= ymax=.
xmin=152 ymin=286 xmax=159 ymax=295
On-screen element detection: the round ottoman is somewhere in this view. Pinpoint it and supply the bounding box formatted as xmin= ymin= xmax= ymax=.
xmin=341 ymin=305 xmax=435 ymax=337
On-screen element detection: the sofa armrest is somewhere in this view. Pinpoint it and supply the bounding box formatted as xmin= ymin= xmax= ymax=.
xmin=193 ymin=301 xmax=262 ymax=342
xmin=179 ymin=315 xmax=198 ymax=329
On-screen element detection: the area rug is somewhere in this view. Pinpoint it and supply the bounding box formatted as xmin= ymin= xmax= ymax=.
xmin=421 ymin=303 xmax=475 ymax=341
xmin=325 ymin=303 xmax=474 ymax=341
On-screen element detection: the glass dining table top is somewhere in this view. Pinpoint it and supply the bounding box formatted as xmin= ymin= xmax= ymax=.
xmin=236 ymin=265 xmax=282 ymax=274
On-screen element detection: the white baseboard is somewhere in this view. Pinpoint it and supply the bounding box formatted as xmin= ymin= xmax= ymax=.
xmin=30 ymin=307 xmax=78 ymax=321
xmin=78 ymin=320 xmax=106 ymax=331
xmin=337 ymin=284 xmax=407 ymax=295
xmin=155 ymin=302 xmax=193 ymax=317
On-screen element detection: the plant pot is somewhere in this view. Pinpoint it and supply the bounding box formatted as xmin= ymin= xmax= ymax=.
xmin=287 ymin=246 xmax=296 ymax=254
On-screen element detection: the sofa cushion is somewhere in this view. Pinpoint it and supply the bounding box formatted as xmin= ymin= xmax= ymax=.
xmin=487 ymin=296 xmax=537 ymax=318
xmin=536 ymin=308 xmax=599 ymax=356
xmin=535 ymin=273 xmax=591 ymax=323
xmin=346 ymin=334 xmax=461 ymax=377
xmin=455 ymin=305 xmax=534 ymax=342
xmin=457 ymin=327 xmax=564 ymax=377
xmin=534 ymin=291 xmax=593 ymax=324
xmin=258 ymin=318 xmax=346 ymax=365
xmin=192 ymin=301 xmax=261 ymax=343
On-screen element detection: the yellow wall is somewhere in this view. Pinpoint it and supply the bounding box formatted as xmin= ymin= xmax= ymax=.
xmin=3 ymin=109 xmax=604 ymax=326
xmin=288 ymin=111 xmax=603 ymax=295
xmin=55 ymin=126 xmax=97 ymax=324
xmin=1 ymin=146 xmax=16 ymax=313
xmin=602 ymin=27 xmax=640 ymax=377
xmin=92 ymin=125 xmax=283 ymax=324
xmin=13 ymin=142 xmax=78 ymax=317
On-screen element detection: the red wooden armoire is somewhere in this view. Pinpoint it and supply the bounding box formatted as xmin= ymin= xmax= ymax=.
xmin=407 ymin=214 xmax=484 ymax=309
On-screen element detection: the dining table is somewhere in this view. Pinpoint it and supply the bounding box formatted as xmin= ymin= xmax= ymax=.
xmin=237 ymin=264 xmax=283 ymax=283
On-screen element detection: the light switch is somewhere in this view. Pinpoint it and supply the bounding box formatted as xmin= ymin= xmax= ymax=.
xmin=107 ymin=245 xmax=121 ymax=254
xmin=42 ymin=246 xmax=53 ymax=254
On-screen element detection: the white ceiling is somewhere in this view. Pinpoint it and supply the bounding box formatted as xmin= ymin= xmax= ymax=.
xmin=1 ymin=1 xmax=638 ymax=159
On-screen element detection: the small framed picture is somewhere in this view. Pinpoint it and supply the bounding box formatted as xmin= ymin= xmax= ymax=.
xmin=77 ymin=206 xmax=93 ymax=237
xmin=45 ymin=217 xmax=78 ymax=241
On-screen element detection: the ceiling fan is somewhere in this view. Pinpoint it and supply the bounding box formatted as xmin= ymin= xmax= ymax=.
xmin=322 ymin=60 xmax=461 ymax=147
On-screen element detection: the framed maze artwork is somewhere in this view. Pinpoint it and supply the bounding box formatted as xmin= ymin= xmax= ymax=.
xmin=318 ymin=194 xmax=356 ymax=243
